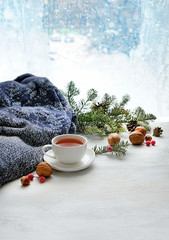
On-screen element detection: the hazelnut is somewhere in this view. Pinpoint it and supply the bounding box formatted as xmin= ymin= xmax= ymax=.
xmin=21 ymin=176 xmax=30 ymax=186
xmin=36 ymin=162 xmax=53 ymax=177
xmin=108 ymin=133 xmax=121 ymax=146
xmin=145 ymin=135 xmax=152 ymax=141
xmin=129 ymin=131 xmax=144 ymax=145
xmin=134 ymin=126 xmax=147 ymax=136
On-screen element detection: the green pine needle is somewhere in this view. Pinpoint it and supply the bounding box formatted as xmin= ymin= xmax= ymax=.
xmin=61 ymin=81 xmax=156 ymax=137
xmin=93 ymin=140 xmax=130 ymax=158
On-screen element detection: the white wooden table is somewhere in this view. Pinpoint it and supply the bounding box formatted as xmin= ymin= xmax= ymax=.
xmin=0 ymin=120 xmax=169 ymax=240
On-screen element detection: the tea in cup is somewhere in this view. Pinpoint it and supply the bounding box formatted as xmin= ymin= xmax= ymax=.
xmin=42 ymin=134 xmax=87 ymax=164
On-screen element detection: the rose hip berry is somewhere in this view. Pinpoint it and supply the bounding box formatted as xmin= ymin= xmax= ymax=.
xmin=39 ymin=176 xmax=45 ymax=183
xmin=151 ymin=140 xmax=156 ymax=146
xmin=146 ymin=141 xmax=151 ymax=146
xmin=27 ymin=173 xmax=34 ymax=181
xmin=107 ymin=146 xmax=113 ymax=151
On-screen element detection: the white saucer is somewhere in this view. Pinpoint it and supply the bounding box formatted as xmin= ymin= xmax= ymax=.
xmin=43 ymin=148 xmax=95 ymax=172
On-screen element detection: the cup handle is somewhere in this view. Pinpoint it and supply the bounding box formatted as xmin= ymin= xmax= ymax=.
xmin=42 ymin=144 xmax=55 ymax=159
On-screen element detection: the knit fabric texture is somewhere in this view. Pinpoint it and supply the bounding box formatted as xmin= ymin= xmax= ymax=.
xmin=0 ymin=73 xmax=77 ymax=187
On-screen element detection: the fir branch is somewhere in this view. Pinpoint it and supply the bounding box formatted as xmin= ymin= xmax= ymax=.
xmin=67 ymin=81 xmax=80 ymax=98
xmin=101 ymin=93 xmax=116 ymax=110
xmin=81 ymin=126 xmax=104 ymax=137
xmin=87 ymin=89 xmax=98 ymax=102
xmin=127 ymin=106 xmax=156 ymax=131
xmin=119 ymin=94 xmax=130 ymax=107
xmin=76 ymin=88 xmax=98 ymax=115
xmin=133 ymin=106 xmax=156 ymax=121
xmin=93 ymin=140 xmax=130 ymax=158
xmin=93 ymin=145 xmax=108 ymax=154
xmin=61 ymin=81 xmax=156 ymax=137
xmin=63 ymin=81 xmax=80 ymax=111
xmin=112 ymin=141 xmax=130 ymax=157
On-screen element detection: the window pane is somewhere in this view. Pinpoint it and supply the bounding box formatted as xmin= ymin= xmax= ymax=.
xmin=0 ymin=0 xmax=168 ymax=117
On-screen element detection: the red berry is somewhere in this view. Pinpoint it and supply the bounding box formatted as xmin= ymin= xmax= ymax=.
xmin=151 ymin=140 xmax=156 ymax=146
xmin=39 ymin=176 xmax=45 ymax=183
xmin=27 ymin=173 xmax=34 ymax=181
xmin=146 ymin=141 xmax=151 ymax=146
xmin=107 ymin=146 xmax=113 ymax=151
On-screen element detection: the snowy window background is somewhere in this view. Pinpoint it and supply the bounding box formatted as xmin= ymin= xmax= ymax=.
xmin=0 ymin=0 xmax=169 ymax=117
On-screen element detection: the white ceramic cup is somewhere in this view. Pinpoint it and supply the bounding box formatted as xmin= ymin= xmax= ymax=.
xmin=42 ymin=134 xmax=87 ymax=164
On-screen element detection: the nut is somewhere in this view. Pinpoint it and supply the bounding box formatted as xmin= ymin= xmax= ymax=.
xmin=134 ymin=126 xmax=147 ymax=136
xmin=145 ymin=135 xmax=152 ymax=141
xmin=36 ymin=162 xmax=53 ymax=177
xmin=129 ymin=131 xmax=144 ymax=145
xmin=21 ymin=176 xmax=30 ymax=186
xmin=108 ymin=133 xmax=121 ymax=146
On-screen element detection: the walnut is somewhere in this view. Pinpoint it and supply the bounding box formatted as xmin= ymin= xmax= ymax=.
xmin=108 ymin=133 xmax=121 ymax=146
xmin=145 ymin=135 xmax=152 ymax=141
xmin=129 ymin=131 xmax=144 ymax=145
xmin=21 ymin=176 xmax=30 ymax=186
xmin=36 ymin=162 xmax=53 ymax=177
xmin=134 ymin=126 xmax=147 ymax=136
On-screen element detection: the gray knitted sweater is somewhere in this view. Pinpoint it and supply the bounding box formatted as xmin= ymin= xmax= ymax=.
xmin=0 ymin=74 xmax=77 ymax=187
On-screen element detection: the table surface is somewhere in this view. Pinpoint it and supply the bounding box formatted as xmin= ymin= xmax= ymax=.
xmin=0 ymin=120 xmax=169 ymax=240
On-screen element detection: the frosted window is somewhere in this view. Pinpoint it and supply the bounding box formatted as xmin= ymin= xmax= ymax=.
xmin=0 ymin=0 xmax=168 ymax=117
xmin=43 ymin=0 xmax=141 ymax=54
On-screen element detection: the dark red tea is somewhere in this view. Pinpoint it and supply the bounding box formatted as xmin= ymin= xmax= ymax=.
xmin=55 ymin=138 xmax=84 ymax=147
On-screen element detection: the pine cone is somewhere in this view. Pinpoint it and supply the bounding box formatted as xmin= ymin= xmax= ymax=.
xmin=126 ymin=120 xmax=138 ymax=132
xmin=92 ymin=102 xmax=108 ymax=112
xmin=153 ymin=127 xmax=163 ymax=137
